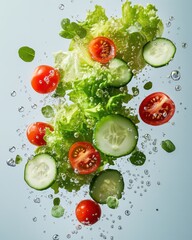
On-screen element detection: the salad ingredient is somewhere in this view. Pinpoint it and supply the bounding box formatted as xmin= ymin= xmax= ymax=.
xmin=15 ymin=154 xmax=23 ymax=164
xmin=144 ymin=81 xmax=153 ymax=90
xmin=143 ymin=38 xmax=176 ymax=67
xmin=108 ymin=58 xmax=133 ymax=87
xmin=41 ymin=105 xmax=55 ymax=118
xmin=60 ymin=18 xmax=87 ymax=39
xmin=53 ymin=197 xmax=60 ymax=206
xmin=161 ymin=139 xmax=176 ymax=153
xmin=26 ymin=122 xmax=54 ymax=146
xmin=24 ymin=153 xmax=57 ymax=190
xmin=93 ymin=114 xmax=138 ymax=157
xmin=68 ymin=142 xmax=101 ymax=174
xmin=75 ymin=199 xmax=101 ymax=225
xmin=31 ymin=65 xmax=60 ymax=94
xmin=51 ymin=205 xmax=65 ymax=218
xmin=18 ymin=46 xmax=35 ymax=62
xmin=89 ymin=169 xmax=124 ymax=204
xmin=88 ymin=37 xmax=116 ymax=64
xmin=106 ymin=196 xmax=119 ymax=209
xmin=129 ymin=150 xmax=146 ymax=166
xmin=139 ymin=92 xmax=175 ymax=126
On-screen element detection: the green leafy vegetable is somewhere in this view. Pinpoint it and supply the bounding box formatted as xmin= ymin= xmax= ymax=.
xmin=51 ymin=205 xmax=65 ymax=218
xmin=18 ymin=46 xmax=35 ymax=62
xmin=106 ymin=196 xmax=119 ymax=209
xmin=15 ymin=155 xmax=22 ymax=164
xmin=161 ymin=140 xmax=176 ymax=153
xmin=53 ymin=197 xmax=60 ymax=206
xmin=41 ymin=105 xmax=54 ymax=118
xmin=129 ymin=151 xmax=146 ymax=166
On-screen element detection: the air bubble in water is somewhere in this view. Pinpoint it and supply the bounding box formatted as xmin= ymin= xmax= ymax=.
xmin=125 ymin=210 xmax=131 ymax=216
xmin=175 ymin=85 xmax=182 ymax=91
xmin=31 ymin=104 xmax=37 ymax=109
xmin=33 ymin=217 xmax=37 ymax=222
xmin=18 ymin=106 xmax=24 ymax=112
xmin=34 ymin=198 xmax=40 ymax=203
xmin=9 ymin=146 xmax=16 ymax=153
xmin=59 ymin=4 xmax=65 ymax=10
xmin=170 ymin=70 xmax=181 ymax=81
xmin=146 ymin=181 xmax=151 ymax=187
xmin=53 ymin=234 xmax=60 ymax=240
xmin=182 ymin=42 xmax=188 ymax=48
xmin=11 ymin=91 xmax=17 ymax=97
xmin=166 ymin=21 xmax=171 ymax=27
xmin=6 ymin=158 xmax=16 ymax=167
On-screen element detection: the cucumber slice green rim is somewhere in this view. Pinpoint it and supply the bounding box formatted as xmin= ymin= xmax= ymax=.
xmin=24 ymin=153 xmax=57 ymax=191
xmin=143 ymin=37 xmax=176 ymax=68
xmin=108 ymin=58 xmax=133 ymax=87
xmin=89 ymin=169 xmax=124 ymax=204
xmin=93 ymin=114 xmax=138 ymax=157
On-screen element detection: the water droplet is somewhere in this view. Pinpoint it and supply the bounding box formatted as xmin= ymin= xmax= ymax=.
xmin=175 ymin=85 xmax=182 ymax=91
xmin=170 ymin=70 xmax=181 ymax=81
xmin=157 ymin=181 xmax=161 ymax=185
xmin=48 ymin=194 xmax=53 ymax=199
xmin=146 ymin=181 xmax=151 ymax=187
xmin=169 ymin=16 xmax=174 ymax=21
xmin=6 ymin=158 xmax=16 ymax=167
xmin=33 ymin=217 xmax=37 ymax=222
xmin=66 ymin=234 xmax=71 ymax=239
xmin=125 ymin=210 xmax=131 ymax=216
xmin=74 ymin=132 xmax=79 ymax=138
xmin=166 ymin=21 xmax=171 ymax=27
xmin=117 ymin=215 xmax=122 ymax=220
xmin=18 ymin=106 xmax=24 ymax=112
xmin=118 ymin=225 xmax=122 ymax=230
xmin=34 ymin=198 xmax=40 ymax=203
xmin=53 ymin=234 xmax=60 ymax=240
xmin=11 ymin=91 xmax=17 ymax=97
xmin=9 ymin=146 xmax=16 ymax=153
xmin=59 ymin=4 xmax=65 ymax=10
xmin=144 ymin=169 xmax=149 ymax=175
xmin=182 ymin=42 xmax=188 ymax=48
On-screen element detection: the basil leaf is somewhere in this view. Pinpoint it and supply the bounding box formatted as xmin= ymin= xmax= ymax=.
xmin=161 ymin=140 xmax=176 ymax=153
xmin=144 ymin=81 xmax=153 ymax=90
xmin=41 ymin=105 xmax=54 ymax=118
xmin=129 ymin=151 xmax=146 ymax=166
xmin=15 ymin=155 xmax=22 ymax=164
xmin=18 ymin=46 xmax=35 ymax=62
xmin=53 ymin=197 xmax=60 ymax=206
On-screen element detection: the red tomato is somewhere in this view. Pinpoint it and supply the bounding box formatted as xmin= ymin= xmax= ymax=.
xmin=88 ymin=37 xmax=116 ymax=64
xmin=139 ymin=92 xmax=175 ymax=126
xmin=68 ymin=142 xmax=101 ymax=174
xmin=26 ymin=122 xmax=53 ymax=146
xmin=75 ymin=199 xmax=101 ymax=225
xmin=31 ymin=65 xmax=60 ymax=94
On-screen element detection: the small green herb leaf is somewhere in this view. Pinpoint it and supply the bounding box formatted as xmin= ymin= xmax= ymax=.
xmin=106 ymin=196 xmax=119 ymax=209
xmin=51 ymin=205 xmax=65 ymax=218
xmin=161 ymin=140 xmax=176 ymax=153
xmin=144 ymin=81 xmax=153 ymax=90
xmin=18 ymin=46 xmax=35 ymax=62
xmin=53 ymin=197 xmax=60 ymax=206
xmin=129 ymin=151 xmax=146 ymax=166
xmin=41 ymin=105 xmax=54 ymax=118
xmin=15 ymin=155 xmax=22 ymax=164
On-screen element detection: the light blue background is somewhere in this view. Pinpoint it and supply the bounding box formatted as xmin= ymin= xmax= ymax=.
xmin=0 ymin=0 xmax=192 ymax=239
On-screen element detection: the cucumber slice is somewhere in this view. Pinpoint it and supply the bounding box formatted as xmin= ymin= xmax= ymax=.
xmin=108 ymin=58 xmax=133 ymax=87
xmin=143 ymin=38 xmax=176 ymax=67
xmin=89 ymin=169 xmax=124 ymax=204
xmin=93 ymin=114 xmax=138 ymax=157
xmin=24 ymin=154 xmax=57 ymax=191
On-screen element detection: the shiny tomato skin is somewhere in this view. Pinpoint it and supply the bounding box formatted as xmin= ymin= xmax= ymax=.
xmin=75 ymin=199 xmax=101 ymax=225
xmin=31 ymin=65 xmax=60 ymax=94
xmin=139 ymin=92 xmax=175 ymax=126
xmin=88 ymin=37 xmax=116 ymax=64
xmin=26 ymin=122 xmax=53 ymax=146
xmin=68 ymin=142 xmax=101 ymax=175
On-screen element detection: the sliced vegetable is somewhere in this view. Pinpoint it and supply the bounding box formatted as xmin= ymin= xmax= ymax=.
xmin=24 ymin=154 xmax=57 ymax=190
xmin=89 ymin=169 xmax=124 ymax=204
xmin=161 ymin=140 xmax=176 ymax=153
xmin=93 ymin=115 xmax=138 ymax=157
xmin=88 ymin=37 xmax=116 ymax=64
xmin=68 ymin=142 xmax=101 ymax=174
xmin=51 ymin=205 xmax=65 ymax=218
xmin=108 ymin=58 xmax=133 ymax=87
xmin=106 ymin=196 xmax=119 ymax=209
xmin=143 ymin=38 xmax=176 ymax=67
xmin=139 ymin=92 xmax=175 ymax=126
xmin=75 ymin=199 xmax=101 ymax=225
xmin=31 ymin=65 xmax=60 ymax=94
xmin=26 ymin=122 xmax=54 ymax=146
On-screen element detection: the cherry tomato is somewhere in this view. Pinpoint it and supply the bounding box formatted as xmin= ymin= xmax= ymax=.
xmin=88 ymin=37 xmax=116 ymax=64
xmin=26 ymin=122 xmax=54 ymax=146
xmin=139 ymin=92 xmax=175 ymax=126
xmin=31 ymin=65 xmax=60 ymax=94
xmin=75 ymin=199 xmax=101 ymax=225
xmin=68 ymin=142 xmax=101 ymax=174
